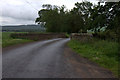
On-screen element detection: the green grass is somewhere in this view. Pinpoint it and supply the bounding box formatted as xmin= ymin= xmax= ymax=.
xmin=65 ymin=33 xmax=70 ymax=38
xmin=2 ymin=32 xmax=33 ymax=47
xmin=68 ymin=39 xmax=119 ymax=77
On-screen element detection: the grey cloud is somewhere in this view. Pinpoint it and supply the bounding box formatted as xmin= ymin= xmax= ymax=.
xmin=1 ymin=1 xmax=41 ymax=21
xmin=0 ymin=0 xmax=43 ymax=25
xmin=0 ymin=0 xmax=98 ymax=25
xmin=1 ymin=16 xmax=36 ymax=25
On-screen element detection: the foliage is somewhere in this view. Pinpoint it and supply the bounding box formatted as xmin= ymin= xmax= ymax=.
xmin=35 ymin=3 xmax=87 ymax=33
xmin=73 ymin=1 xmax=93 ymax=32
xmin=89 ymin=2 xmax=120 ymax=34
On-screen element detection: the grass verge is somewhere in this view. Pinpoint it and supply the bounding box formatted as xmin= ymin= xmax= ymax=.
xmin=68 ymin=39 xmax=119 ymax=77
xmin=2 ymin=32 xmax=33 ymax=47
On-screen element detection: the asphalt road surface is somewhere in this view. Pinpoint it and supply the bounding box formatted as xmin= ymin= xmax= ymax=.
xmin=2 ymin=38 xmax=115 ymax=78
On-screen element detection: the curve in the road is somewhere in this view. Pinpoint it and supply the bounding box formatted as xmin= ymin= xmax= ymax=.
xmin=2 ymin=38 xmax=115 ymax=78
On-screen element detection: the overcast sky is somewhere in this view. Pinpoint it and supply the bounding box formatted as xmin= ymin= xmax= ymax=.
xmin=0 ymin=0 xmax=98 ymax=26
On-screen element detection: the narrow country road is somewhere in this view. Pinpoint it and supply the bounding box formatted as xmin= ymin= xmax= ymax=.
xmin=2 ymin=38 xmax=115 ymax=78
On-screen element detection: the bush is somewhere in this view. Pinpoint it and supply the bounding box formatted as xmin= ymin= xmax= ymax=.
xmin=93 ymin=30 xmax=118 ymax=42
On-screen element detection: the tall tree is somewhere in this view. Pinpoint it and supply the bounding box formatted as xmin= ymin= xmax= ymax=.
xmin=73 ymin=1 xmax=93 ymax=32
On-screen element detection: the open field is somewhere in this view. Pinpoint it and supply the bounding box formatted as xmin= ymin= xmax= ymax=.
xmin=2 ymin=32 xmax=68 ymax=47
xmin=2 ymin=32 xmax=33 ymax=47
xmin=68 ymin=39 xmax=119 ymax=77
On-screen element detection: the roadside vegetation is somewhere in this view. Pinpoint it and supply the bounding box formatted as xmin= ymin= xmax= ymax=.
xmin=2 ymin=32 xmax=33 ymax=47
xmin=68 ymin=39 xmax=119 ymax=77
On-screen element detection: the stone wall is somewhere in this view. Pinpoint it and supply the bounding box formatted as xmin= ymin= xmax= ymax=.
xmin=11 ymin=33 xmax=67 ymax=41
xmin=70 ymin=33 xmax=93 ymax=41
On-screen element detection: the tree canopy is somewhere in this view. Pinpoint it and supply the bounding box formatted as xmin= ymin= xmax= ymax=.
xmin=35 ymin=1 xmax=120 ymax=37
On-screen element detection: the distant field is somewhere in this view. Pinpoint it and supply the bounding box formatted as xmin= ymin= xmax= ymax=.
xmin=68 ymin=39 xmax=119 ymax=77
xmin=2 ymin=32 xmax=33 ymax=47
xmin=2 ymin=24 xmax=45 ymax=32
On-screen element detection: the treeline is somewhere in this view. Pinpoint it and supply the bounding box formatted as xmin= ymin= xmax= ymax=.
xmin=35 ymin=1 xmax=120 ymax=41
